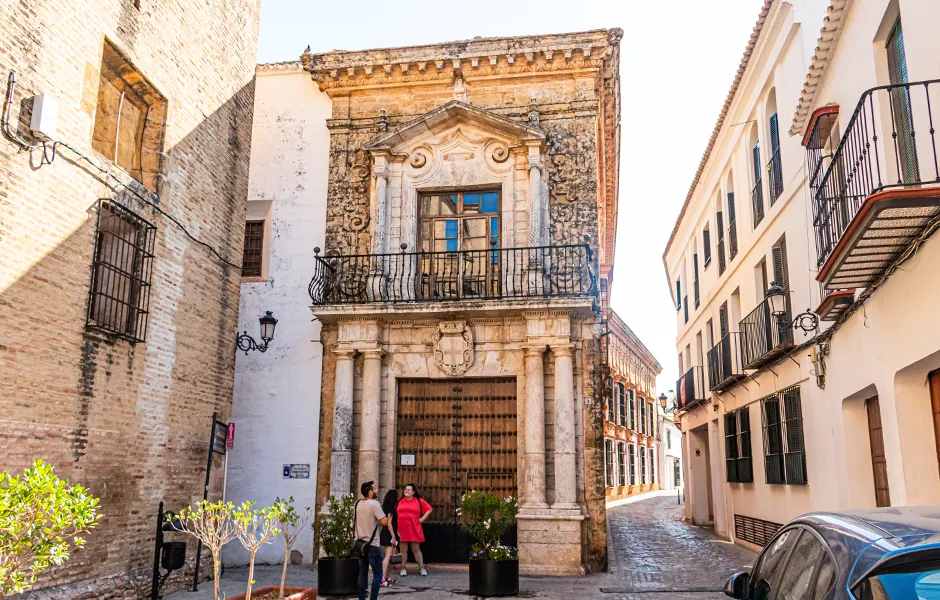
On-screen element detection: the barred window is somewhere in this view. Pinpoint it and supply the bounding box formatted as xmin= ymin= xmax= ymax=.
xmin=616 ymin=442 xmax=626 ymax=486
xmin=86 ymin=201 xmax=156 ymax=343
xmin=725 ymin=408 xmax=754 ymax=483
xmin=616 ymin=383 xmax=626 ymax=426
xmin=649 ymin=448 xmax=655 ymax=484
xmin=639 ymin=448 xmax=647 ymax=484
xmin=762 ymin=386 xmax=807 ymax=485
xmin=628 ymin=388 xmax=636 ymax=430
xmin=605 ymin=377 xmax=614 ymax=422
xmin=242 ymin=220 xmax=265 ymax=277
xmin=605 ymin=439 xmax=614 ymax=488
xmin=628 ymin=444 xmax=636 ymax=485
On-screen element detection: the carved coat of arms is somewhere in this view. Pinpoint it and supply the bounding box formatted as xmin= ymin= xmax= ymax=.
xmin=433 ymin=321 xmax=474 ymax=376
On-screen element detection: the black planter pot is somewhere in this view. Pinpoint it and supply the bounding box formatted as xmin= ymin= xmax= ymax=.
xmin=469 ymin=559 xmax=519 ymax=597
xmin=317 ymin=557 xmax=359 ymax=596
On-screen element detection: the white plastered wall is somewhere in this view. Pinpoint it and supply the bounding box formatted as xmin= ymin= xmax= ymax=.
xmin=225 ymin=67 xmax=331 ymax=566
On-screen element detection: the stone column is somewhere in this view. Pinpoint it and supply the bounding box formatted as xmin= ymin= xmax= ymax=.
xmin=527 ymin=162 xmax=542 ymax=248
xmin=329 ymin=349 xmax=356 ymax=497
xmin=370 ymin=151 xmax=390 ymax=255
xmin=522 ymin=345 xmax=548 ymax=508
xmin=358 ymin=348 xmax=384 ymax=487
xmin=551 ymin=343 xmax=578 ymax=510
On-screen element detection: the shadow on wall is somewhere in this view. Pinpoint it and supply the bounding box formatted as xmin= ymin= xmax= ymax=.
xmin=0 ymin=79 xmax=255 ymax=595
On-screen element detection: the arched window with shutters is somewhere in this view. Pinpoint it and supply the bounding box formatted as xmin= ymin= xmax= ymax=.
xmin=766 ymin=88 xmax=784 ymax=204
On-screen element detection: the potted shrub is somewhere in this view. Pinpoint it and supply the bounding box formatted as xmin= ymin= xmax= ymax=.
xmin=0 ymin=459 xmax=100 ymax=600
xmin=315 ymin=494 xmax=358 ymax=596
xmin=272 ymin=497 xmax=314 ymax=600
xmin=459 ymin=490 xmax=519 ymax=597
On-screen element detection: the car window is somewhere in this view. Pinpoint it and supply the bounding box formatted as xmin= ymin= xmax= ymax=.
xmin=813 ymin=551 xmax=836 ymax=599
xmin=853 ymin=559 xmax=940 ymax=600
xmin=777 ymin=531 xmax=825 ymax=600
xmin=752 ymin=528 xmax=799 ymax=600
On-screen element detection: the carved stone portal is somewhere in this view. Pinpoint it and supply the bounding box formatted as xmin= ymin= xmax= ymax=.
xmin=433 ymin=321 xmax=474 ymax=376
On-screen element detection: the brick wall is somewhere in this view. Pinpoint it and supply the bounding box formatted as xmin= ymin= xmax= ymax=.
xmin=0 ymin=0 xmax=259 ymax=596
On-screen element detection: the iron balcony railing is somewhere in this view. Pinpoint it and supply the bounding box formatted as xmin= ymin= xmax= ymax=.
xmin=740 ymin=296 xmax=794 ymax=369
xmin=813 ymin=79 xmax=940 ymax=271
xmin=707 ymin=332 xmax=745 ymax=391
xmin=767 ymin=149 xmax=784 ymax=205
xmin=308 ymin=243 xmax=598 ymax=305
xmin=752 ymin=178 xmax=765 ymax=228
xmin=675 ymin=366 xmax=705 ymax=411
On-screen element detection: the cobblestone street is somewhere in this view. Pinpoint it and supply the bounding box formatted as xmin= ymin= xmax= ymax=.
xmin=166 ymin=493 xmax=755 ymax=600
xmin=602 ymin=494 xmax=756 ymax=599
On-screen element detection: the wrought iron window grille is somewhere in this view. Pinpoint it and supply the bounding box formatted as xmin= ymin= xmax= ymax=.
xmin=85 ymin=199 xmax=156 ymax=344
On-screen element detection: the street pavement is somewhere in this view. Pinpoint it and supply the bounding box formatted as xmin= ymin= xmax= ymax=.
xmin=165 ymin=493 xmax=754 ymax=600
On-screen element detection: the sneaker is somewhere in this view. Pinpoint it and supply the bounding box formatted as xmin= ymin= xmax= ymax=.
xmin=387 ymin=578 xmax=397 ymax=585
xmin=400 ymin=568 xmax=407 ymax=577
xmin=420 ymin=567 xmax=428 ymax=576
xmin=380 ymin=579 xmax=389 ymax=587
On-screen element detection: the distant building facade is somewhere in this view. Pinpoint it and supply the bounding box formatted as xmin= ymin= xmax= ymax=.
xmin=603 ymin=309 xmax=662 ymax=503
xmin=0 ymin=0 xmax=258 ymax=595
xmin=664 ymin=0 xmax=940 ymax=552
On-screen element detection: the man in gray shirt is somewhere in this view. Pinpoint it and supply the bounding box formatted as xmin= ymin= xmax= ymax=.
xmin=356 ymin=481 xmax=388 ymax=600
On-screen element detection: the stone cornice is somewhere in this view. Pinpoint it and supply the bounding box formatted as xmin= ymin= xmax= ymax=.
xmin=301 ymin=29 xmax=621 ymax=92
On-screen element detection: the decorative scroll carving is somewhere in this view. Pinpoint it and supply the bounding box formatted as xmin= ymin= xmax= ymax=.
xmin=433 ymin=321 xmax=474 ymax=376
xmin=408 ymin=145 xmax=432 ymax=170
xmin=489 ymin=141 xmax=509 ymax=163
xmin=550 ymin=191 xmax=574 ymax=224
xmin=344 ymin=150 xmax=371 ymax=233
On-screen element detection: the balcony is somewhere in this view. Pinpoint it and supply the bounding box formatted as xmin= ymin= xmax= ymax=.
xmin=308 ymin=244 xmax=597 ymax=306
xmin=740 ymin=296 xmax=794 ymax=369
xmin=814 ymin=79 xmax=940 ymax=291
xmin=675 ymin=366 xmax=705 ymax=411
xmin=767 ymin=149 xmax=783 ymax=205
xmin=707 ymin=332 xmax=746 ymax=392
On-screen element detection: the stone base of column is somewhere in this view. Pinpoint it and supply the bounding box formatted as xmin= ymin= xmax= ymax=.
xmin=516 ymin=512 xmax=585 ymax=575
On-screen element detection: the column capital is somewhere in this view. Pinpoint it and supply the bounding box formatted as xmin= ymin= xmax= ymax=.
xmin=550 ymin=343 xmax=576 ymax=357
xmin=361 ymin=348 xmax=385 ymax=358
xmin=334 ymin=348 xmax=356 ymax=359
xmin=522 ymin=344 xmax=547 ymax=357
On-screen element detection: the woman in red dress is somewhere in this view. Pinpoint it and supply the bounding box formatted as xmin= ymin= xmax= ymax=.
xmin=396 ymin=483 xmax=432 ymax=576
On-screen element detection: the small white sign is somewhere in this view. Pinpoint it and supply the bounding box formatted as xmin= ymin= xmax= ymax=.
xmin=400 ymin=454 xmax=416 ymax=466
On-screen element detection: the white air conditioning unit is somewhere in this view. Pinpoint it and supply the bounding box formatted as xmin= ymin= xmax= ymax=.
xmin=29 ymin=93 xmax=58 ymax=141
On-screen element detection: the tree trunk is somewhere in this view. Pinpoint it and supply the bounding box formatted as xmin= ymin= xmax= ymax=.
xmin=279 ymin=543 xmax=290 ymax=599
xmin=212 ymin=549 xmax=221 ymax=600
xmin=246 ymin=549 xmax=257 ymax=600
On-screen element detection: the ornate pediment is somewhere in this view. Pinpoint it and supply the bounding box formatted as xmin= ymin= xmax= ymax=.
xmin=364 ymin=100 xmax=545 ymax=152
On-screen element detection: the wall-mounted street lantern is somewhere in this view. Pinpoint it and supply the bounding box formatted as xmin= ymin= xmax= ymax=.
xmin=659 ymin=390 xmax=678 ymax=414
xmin=236 ymin=311 xmax=278 ymax=354
xmin=765 ymin=282 xmax=819 ymax=335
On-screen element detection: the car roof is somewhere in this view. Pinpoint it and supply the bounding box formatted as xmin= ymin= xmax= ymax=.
xmin=786 ymin=507 xmax=940 ymax=587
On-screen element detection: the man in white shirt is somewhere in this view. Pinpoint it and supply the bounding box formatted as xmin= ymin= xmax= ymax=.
xmin=356 ymin=481 xmax=388 ymax=600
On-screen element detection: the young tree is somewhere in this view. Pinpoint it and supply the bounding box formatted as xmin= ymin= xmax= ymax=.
xmin=0 ymin=459 xmax=100 ymax=599
xmin=272 ymin=497 xmax=312 ymax=600
xmin=171 ymin=500 xmax=237 ymax=600
xmin=233 ymin=502 xmax=280 ymax=600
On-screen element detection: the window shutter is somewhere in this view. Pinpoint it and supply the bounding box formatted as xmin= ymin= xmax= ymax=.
xmin=719 ymin=302 xmax=729 ymax=337
xmin=739 ymin=409 xmax=754 ymax=483
xmin=703 ymin=228 xmax=711 ymax=265
xmin=725 ymin=412 xmax=739 ymax=482
xmin=763 ymin=396 xmax=785 ymax=484
xmin=783 ymin=387 xmax=807 ymax=485
xmin=628 ymin=444 xmax=635 ymax=485
xmin=770 ymin=113 xmax=781 ymax=156
xmin=752 ymin=144 xmax=762 ymax=184
xmin=728 ymin=193 xmax=736 ymax=222
xmin=772 ymin=239 xmax=791 ymax=312
xmin=628 ymin=390 xmax=635 ymax=430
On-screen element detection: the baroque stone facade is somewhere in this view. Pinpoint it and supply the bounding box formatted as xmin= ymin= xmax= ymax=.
xmin=0 ymin=0 xmax=258 ymax=595
xmin=305 ymin=29 xmax=621 ymax=575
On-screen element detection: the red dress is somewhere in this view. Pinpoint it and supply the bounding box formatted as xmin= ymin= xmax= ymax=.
xmin=397 ymin=497 xmax=432 ymax=543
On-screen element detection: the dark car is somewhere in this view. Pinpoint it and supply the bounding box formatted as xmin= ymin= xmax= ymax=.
xmin=724 ymin=506 xmax=940 ymax=599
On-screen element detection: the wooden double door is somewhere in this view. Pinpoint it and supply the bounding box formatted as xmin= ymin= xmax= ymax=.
xmin=396 ymin=377 xmax=518 ymax=564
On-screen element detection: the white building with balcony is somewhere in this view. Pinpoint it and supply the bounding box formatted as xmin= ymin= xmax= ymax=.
xmin=663 ymin=0 xmax=940 ymax=551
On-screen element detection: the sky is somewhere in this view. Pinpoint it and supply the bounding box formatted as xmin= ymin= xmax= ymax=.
xmin=256 ymin=0 xmax=762 ymax=391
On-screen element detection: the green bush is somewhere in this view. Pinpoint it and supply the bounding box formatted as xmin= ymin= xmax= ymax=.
xmin=0 ymin=459 xmax=100 ymax=599
xmin=316 ymin=495 xmax=355 ymax=559
xmin=458 ymin=490 xmax=518 ymax=561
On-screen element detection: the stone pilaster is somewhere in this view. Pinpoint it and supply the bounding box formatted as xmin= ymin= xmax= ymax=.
xmin=522 ymin=345 xmax=548 ymax=509
xmin=551 ymin=343 xmax=579 ymax=511
xmin=358 ymin=348 xmax=384 ymax=487
xmin=329 ymin=349 xmax=356 ymax=497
